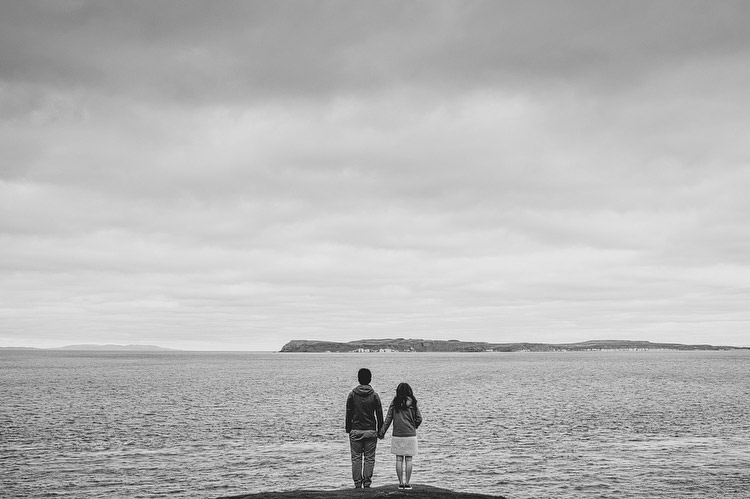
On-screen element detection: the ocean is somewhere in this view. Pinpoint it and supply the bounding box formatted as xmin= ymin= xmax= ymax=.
xmin=1 ymin=350 xmax=749 ymax=498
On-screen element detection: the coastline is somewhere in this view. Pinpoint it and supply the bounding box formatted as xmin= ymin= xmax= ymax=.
xmin=280 ymin=338 xmax=748 ymax=353
xmin=218 ymin=484 xmax=506 ymax=499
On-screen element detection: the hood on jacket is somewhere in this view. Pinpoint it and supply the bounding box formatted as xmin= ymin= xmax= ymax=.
xmin=353 ymin=384 xmax=374 ymax=397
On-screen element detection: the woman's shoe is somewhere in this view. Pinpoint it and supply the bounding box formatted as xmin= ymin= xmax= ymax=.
xmin=404 ymin=484 xmax=413 ymax=490
xmin=398 ymin=484 xmax=405 ymax=489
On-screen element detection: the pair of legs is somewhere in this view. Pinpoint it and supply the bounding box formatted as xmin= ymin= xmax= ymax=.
xmin=395 ymin=455 xmax=413 ymax=487
xmin=350 ymin=436 xmax=377 ymax=488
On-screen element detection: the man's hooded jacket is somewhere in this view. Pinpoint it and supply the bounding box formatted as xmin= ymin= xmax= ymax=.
xmin=345 ymin=384 xmax=384 ymax=434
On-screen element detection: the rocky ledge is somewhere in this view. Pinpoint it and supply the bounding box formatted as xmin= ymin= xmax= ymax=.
xmin=218 ymin=484 xmax=505 ymax=499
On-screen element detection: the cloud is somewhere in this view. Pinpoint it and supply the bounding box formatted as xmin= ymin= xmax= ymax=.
xmin=2 ymin=1 xmax=750 ymax=349
xmin=4 ymin=1 xmax=750 ymax=104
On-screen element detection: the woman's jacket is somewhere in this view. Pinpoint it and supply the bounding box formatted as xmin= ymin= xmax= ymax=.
xmin=379 ymin=397 xmax=422 ymax=437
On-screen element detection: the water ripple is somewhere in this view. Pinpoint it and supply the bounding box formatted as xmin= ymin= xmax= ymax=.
xmin=2 ymin=350 xmax=749 ymax=498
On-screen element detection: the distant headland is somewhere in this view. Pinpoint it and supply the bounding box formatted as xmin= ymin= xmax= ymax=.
xmin=0 ymin=344 xmax=178 ymax=352
xmin=56 ymin=344 xmax=179 ymax=351
xmin=280 ymin=338 xmax=748 ymax=353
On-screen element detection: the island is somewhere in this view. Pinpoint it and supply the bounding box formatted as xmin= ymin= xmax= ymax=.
xmin=280 ymin=338 xmax=747 ymax=353
xmin=218 ymin=484 xmax=505 ymax=499
xmin=55 ymin=344 xmax=179 ymax=351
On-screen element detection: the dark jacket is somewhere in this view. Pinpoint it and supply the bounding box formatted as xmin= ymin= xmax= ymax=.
xmin=345 ymin=384 xmax=384 ymax=434
xmin=380 ymin=397 xmax=422 ymax=438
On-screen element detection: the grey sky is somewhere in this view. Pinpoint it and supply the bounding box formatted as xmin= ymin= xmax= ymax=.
xmin=2 ymin=1 xmax=749 ymax=350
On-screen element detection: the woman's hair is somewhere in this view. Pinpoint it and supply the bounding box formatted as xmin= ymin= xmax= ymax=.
xmin=393 ymin=382 xmax=417 ymax=411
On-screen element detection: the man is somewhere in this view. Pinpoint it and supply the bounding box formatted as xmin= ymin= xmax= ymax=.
xmin=345 ymin=367 xmax=384 ymax=488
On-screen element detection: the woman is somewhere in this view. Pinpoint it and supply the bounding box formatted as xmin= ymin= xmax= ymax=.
xmin=378 ymin=382 xmax=423 ymax=490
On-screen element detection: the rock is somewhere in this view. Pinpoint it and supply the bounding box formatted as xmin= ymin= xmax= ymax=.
xmin=218 ymin=484 xmax=505 ymax=499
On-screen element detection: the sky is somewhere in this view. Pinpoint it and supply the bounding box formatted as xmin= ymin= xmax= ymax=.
xmin=2 ymin=1 xmax=750 ymax=351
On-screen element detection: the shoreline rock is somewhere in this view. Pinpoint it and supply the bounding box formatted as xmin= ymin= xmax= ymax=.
xmin=218 ymin=484 xmax=506 ymax=499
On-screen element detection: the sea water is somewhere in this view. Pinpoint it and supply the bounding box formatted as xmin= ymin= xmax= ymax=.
xmin=1 ymin=350 xmax=749 ymax=499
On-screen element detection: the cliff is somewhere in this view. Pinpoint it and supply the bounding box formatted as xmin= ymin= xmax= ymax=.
xmin=218 ymin=484 xmax=505 ymax=499
xmin=280 ymin=338 xmax=746 ymax=353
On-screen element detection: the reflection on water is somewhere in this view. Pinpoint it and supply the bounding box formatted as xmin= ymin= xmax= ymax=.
xmin=1 ymin=350 xmax=749 ymax=498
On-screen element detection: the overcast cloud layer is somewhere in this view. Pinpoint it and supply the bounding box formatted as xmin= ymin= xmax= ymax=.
xmin=2 ymin=1 xmax=749 ymax=350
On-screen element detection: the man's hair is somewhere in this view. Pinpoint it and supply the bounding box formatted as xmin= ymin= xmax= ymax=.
xmin=358 ymin=368 xmax=372 ymax=385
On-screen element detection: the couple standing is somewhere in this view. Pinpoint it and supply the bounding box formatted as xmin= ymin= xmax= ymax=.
xmin=345 ymin=368 xmax=423 ymax=489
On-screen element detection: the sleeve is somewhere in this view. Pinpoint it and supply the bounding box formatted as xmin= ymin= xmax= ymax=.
xmin=345 ymin=392 xmax=353 ymax=433
xmin=414 ymin=404 xmax=422 ymax=430
xmin=375 ymin=393 xmax=385 ymax=433
xmin=379 ymin=401 xmax=393 ymax=438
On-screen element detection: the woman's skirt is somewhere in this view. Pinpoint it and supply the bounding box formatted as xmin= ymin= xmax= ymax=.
xmin=391 ymin=436 xmax=418 ymax=456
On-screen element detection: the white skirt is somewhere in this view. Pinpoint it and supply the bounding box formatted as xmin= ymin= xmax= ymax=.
xmin=391 ymin=436 xmax=418 ymax=456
